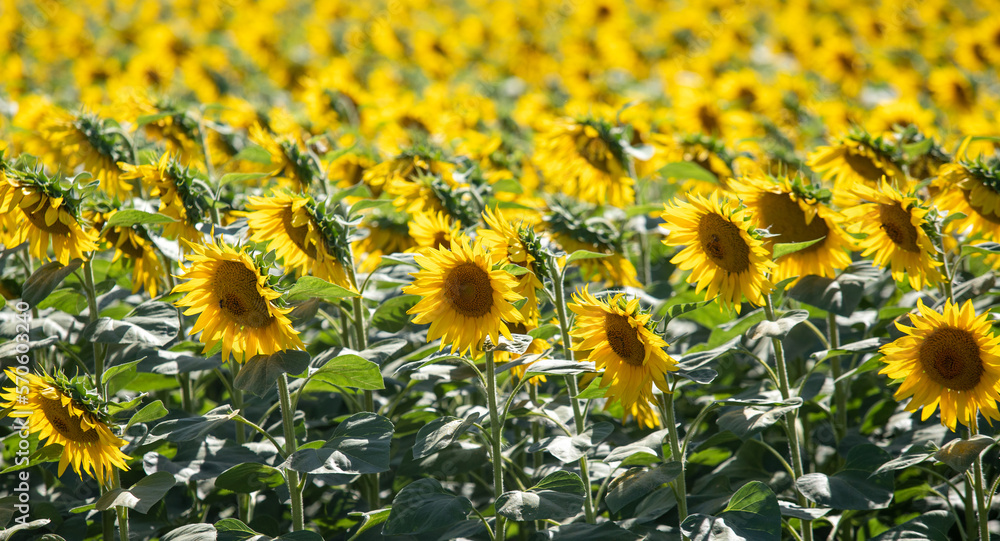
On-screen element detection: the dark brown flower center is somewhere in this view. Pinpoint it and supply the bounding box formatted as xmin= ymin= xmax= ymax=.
xmin=697 ymin=212 xmax=751 ymax=273
xmin=919 ymin=327 xmax=983 ymax=391
xmin=25 ymin=208 xmax=72 ymax=235
xmin=844 ymin=150 xmax=886 ymax=182
xmin=604 ymin=313 xmax=646 ymax=366
xmin=280 ymin=208 xmax=319 ymax=259
xmin=40 ymin=396 xmax=100 ymax=444
xmin=444 ymin=262 xmax=494 ymax=318
xmin=213 ymin=261 xmax=275 ymax=328
xmin=878 ymin=203 xmax=920 ymax=252
xmin=962 ymin=190 xmax=1000 ymax=225
xmin=755 ymin=192 xmax=829 ymax=254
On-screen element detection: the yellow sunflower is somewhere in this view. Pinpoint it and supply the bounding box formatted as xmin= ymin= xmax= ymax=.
xmin=408 ymin=210 xmax=461 ymax=252
xmin=238 ymin=191 xmax=351 ymax=288
xmin=477 ymin=206 xmax=545 ymax=322
xmin=880 ymin=299 xmax=1000 ymax=431
xmin=843 ymin=180 xmax=942 ymax=291
xmin=729 ymin=174 xmax=853 ymax=284
xmin=661 ymin=192 xmax=775 ymax=313
xmin=536 ymin=118 xmax=635 ymax=208
xmin=353 ymin=213 xmax=417 ymax=273
xmin=365 ymin=152 xmax=458 ymax=214
xmin=172 ymin=237 xmax=305 ymax=362
xmin=806 ymin=131 xmax=906 ymax=206
xmin=249 ymin=122 xmax=315 ymax=192
xmin=91 ymin=211 xmax=164 ymax=297
xmin=39 ymin=111 xmax=133 ymax=200
xmin=0 ymin=171 xmax=98 ymax=265
xmin=0 ymin=369 xmax=130 ymax=487
xmin=933 ymin=160 xmax=1000 ymax=242
xmin=119 ymin=154 xmax=205 ymax=245
xmin=569 ymin=287 xmax=677 ymax=425
xmin=402 ymin=237 xmax=524 ymax=356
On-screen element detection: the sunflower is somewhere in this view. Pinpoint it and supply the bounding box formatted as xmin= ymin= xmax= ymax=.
xmin=249 ymin=122 xmax=316 ymax=191
xmin=933 ymin=159 xmax=1000 ymax=242
xmin=569 ymin=287 xmax=677 ymax=424
xmin=545 ymin=201 xmax=640 ymax=288
xmin=843 ymin=180 xmax=942 ymax=291
xmin=91 ymin=211 xmax=164 ymax=297
xmin=39 ymin=111 xmax=133 ymax=200
xmin=880 ymin=299 xmax=1000 ymax=431
xmin=172 ymin=237 xmax=305 ymax=362
xmin=0 ymin=169 xmax=98 ymax=265
xmin=408 ymin=210 xmax=461 ymax=252
xmin=238 ymin=191 xmax=351 ymax=287
xmin=402 ymin=237 xmax=524 ymax=355
xmin=363 ymin=151 xmax=456 ymax=209
xmin=650 ymin=133 xmax=736 ymax=194
xmin=0 ymin=369 xmax=130 ymax=487
xmin=353 ymin=213 xmax=417 ymax=273
xmin=730 ymin=174 xmax=852 ymax=284
xmin=806 ymin=131 xmax=906 ymax=206
xmin=477 ymin=206 xmax=546 ymax=322
xmin=661 ymin=192 xmax=775 ymax=313
xmin=536 ymin=117 xmax=635 ymax=208
xmin=119 ymin=153 xmax=206 ymax=245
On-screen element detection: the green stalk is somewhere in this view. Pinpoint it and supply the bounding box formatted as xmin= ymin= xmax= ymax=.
xmin=529 ymin=384 xmax=543 ymax=471
xmin=347 ymin=261 xmax=379 ymax=508
xmin=764 ymin=295 xmax=812 ymax=541
xmin=485 ymin=350 xmax=507 ymax=541
xmin=827 ymin=312 xmax=847 ymax=444
xmin=112 ymin=469 xmax=130 ymax=541
xmin=659 ymin=386 xmax=688 ymax=533
xmin=551 ymin=265 xmax=596 ymax=523
xmin=277 ymin=374 xmax=305 ymax=532
xmin=969 ymin=422 xmax=991 ymax=541
xmin=229 ymin=361 xmax=252 ymax=523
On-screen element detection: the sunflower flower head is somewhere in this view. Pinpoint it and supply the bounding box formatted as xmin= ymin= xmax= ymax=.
xmin=807 ymin=129 xmax=907 ymax=206
xmin=546 ymin=199 xmax=640 ymax=288
xmin=402 ymin=236 xmax=524 ymax=356
xmin=537 ymin=117 xmax=635 ymax=208
xmin=661 ymin=192 xmax=775 ymax=313
xmin=478 ymin=206 xmax=546 ymax=322
xmin=933 ymin=156 xmax=1000 ymax=243
xmin=119 ymin=153 xmax=208 ymax=245
xmin=90 ymin=210 xmax=165 ymax=297
xmin=39 ymin=111 xmax=133 ymax=200
xmin=172 ymin=236 xmax=305 ymax=362
xmin=880 ymin=299 xmax=1000 ymax=431
xmin=569 ymin=287 xmax=677 ymax=426
xmin=0 ymin=368 xmax=130 ymax=487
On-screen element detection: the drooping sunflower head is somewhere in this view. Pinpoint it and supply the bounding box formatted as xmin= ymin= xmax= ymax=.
xmin=90 ymin=210 xmax=164 ymax=297
xmin=478 ymin=206 xmax=547 ymax=322
xmin=806 ymin=130 xmax=907 ymax=205
xmin=39 ymin=111 xmax=133 ymax=199
xmin=569 ymin=286 xmax=677 ymax=423
xmin=933 ymin=157 xmax=1000 ymax=242
xmin=661 ymin=192 xmax=775 ymax=313
xmin=172 ymin=236 xmax=305 ymax=362
xmin=402 ymin=236 xmax=524 ymax=355
xmin=730 ymin=173 xmax=852 ymax=284
xmin=844 ymin=179 xmax=942 ymax=291
xmin=0 ymin=369 xmax=130 ymax=487
xmin=880 ymin=299 xmax=1000 ymax=431
xmin=237 ymin=190 xmax=351 ymax=288
xmin=119 ymin=153 xmax=208 ymax=245
xmin=0 ymin=165 xmax=98 ymax=265
xmin=249 ymin=122 xmax=317 ymax=191
xmin=365 ymin=148 xmax=458 ymax=214
xmin=536 ymin=117 xmax=635 ymax=208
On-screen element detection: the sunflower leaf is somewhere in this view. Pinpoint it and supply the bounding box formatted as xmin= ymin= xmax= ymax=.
xmin=524 ymin=358 xmax=596 ymax=376
xmin=607 ymin=462 xmax=683 ymax=513
xmin=659 ymin=161 xmax=717 ymax=183
xmin=217 ymin=172 xmax=269 ymax=187
xmin=104 ymin=209 xmax=176 ymax=228
xmin=215 ymin=463 xmax=285 ymax=493
xmin=680 ymin=481 xmax=781 ymax=541
xmin=125 ymin=399 xmax=168 ymax=431
xmin=527 ymin=422 xmax=613 ymax=463
xmin=281 ymin=413 xmax=393 ymax=475
xmin=383 ymin=478 xmax=473 ymax=536
xmin=933 ymin=435 xmax=995 ymax=473
xmin=565 ymin=250 xmax=613 ymax=265
xmin=286 ymin=276 xmax=358 ymax=303
xmin=497 ymin=471 xmax=586 ymax=521
xmin=349 ymin=199 xmax=393 ymax=215
xmin=483 ymin=333 xmax=533 ymax=355
xmin=787 ymin=273 xmax=869 ymax=317
xmin=371 ymin=294 xmax=420 ymax=333
xmin=717 ymin=398 xmax=802 ymax=439
xmin=747 ymin=310 xmax=809 ymax=340
xmin=796 ymin=444 xmax=894 ymax=509
xmin=95 ymin=471 xmax=176 ymax=514
xmin=151 ymin=406 xmax=237 ymax=442
xmin=21 ymin=259 xmax=83 ymax=307
xmin=771 ymin=236 xmax=825 ymax=260
xmin=346 ymin=509 xmax=391 ymax=541
xmin=412 ymin=412 xmax=483 ymax=459
xmin=233 ymin=144 xmax=272 ymax=164
xmin=235 ymin=350 xmax=312 ymax=396
xmin=308 ymin=354 xmax=384 ymax=391
xmin=870 ymin=510 xmax=955 ymax=541
xmin=960 ymin=242 xmax=1000 ymax=257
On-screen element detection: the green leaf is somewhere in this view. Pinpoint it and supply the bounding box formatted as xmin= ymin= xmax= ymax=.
xmin=151 ymin=406 xmax=237 ymax=442
xmin=36 ymin=288 xmax=87 ymax=315
xmin=413 ymin=413 xmax=483 ymax=459
xmin=22 ymin=259 xmax=82 ymax=307
xmin=234 ymin=145 xmax=272 ymax=164
xmin=933 ymin=435 xmax=995 ymax=473
xmin=870 ymin=510 xmax=955 ymax=541
xmin=349 ymin=199 xmax=393 ymax=214
xmin=527 ymin=422 xmax=613 ymax=463
xmin=105 ymin=210 xmax=176 ymax=228
xmin=215 ymin=463 xmax=285 ymax=493
xmin=659 ymin=299 xmax=712 ymax=322
xmin=286 ymin=276 xmax=358 ymax=303
xmin=659 ymin=161 xmax=717 ymax=183
xmin=125 ymin=400 xmax=168 ymax=431
xmin=491 ymin=177 xmax=523 ymax=194
xmin=565 ymin=250 xmax=613 ymax=265
xmin=371 ymin=294 xmax=420 ymax=333
xmin=218 ymin=172 xmax=269 ymax=187
xmin=104 ymin=359 xmax=143 ymax=395
xmin=483 ymin=333 xmax=533 ymax=354
xmin=573 ymin=378 xmax=607 ymax=399
xmin=771 ymin=236 xmax=825 ymax=260
xmin=0 ymin=518 xmax=51 ymax=540
xmin=383 ymin=478 xmax=473 ymax=535
xmin=607 ymin=462 xmax=682 ymax=513
xmin=496 ymin=471 xmax=585 ymax=521
xmin=541 ymin=522 xmax=642 ymax=540
xmin=747 ymin=310 xmax=809 ymax=340
xmin=524 ymin=358 xmax=596 ymax=377
xmin=902 ymin=138 xmax=934 ymax=157
xmin=347 ymin=509 xmax=391 ymax=541
xmin=95 ymin=471 xmax=175 ymax=514
xmin=234 ymin=350 xmax=311 ymax=396
xmin=282 ymin=413 xmax=393 ymax=475
xmin=624 ymin=203 xmax=664 ymax=218
xmin=960 ymin=242 xmax=1000 ymax=257
xmin=717 ymin=398 xmax=803 ymax=439
xmin=309 ymin=354 xmax=384 ymax=391
xmin=796 ymin=444 xmax=894 ymax=510
xmin=787 ymin=273 xmax=867 ymax=317
xmin=682 ymin=481 xmax=781 ymax=541
xmin=528 ymin=324 xmax=560 ymax=340
xmin=82 ymin=301 xmax=180 ymax=346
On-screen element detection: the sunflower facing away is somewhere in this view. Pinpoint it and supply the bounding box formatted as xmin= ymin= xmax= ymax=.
xmin=537 ymin=118 xmax=635 ymax=208
xmin=478 ymin=206 xmax=545 ymax=322
xmin=92 ymin=211 xmax=165 ymax=297
xmin=172 ymin=237 xmax=305 ymax=362
xmin=0 ymin=369 xmax=130 ymax=486
xmin=408 ymin=209 xmax=461 ymax=252
xmin=119 ymin=153 xmax=206 ymax=245
xmin=806 ymin=131 xmax=906 ymax=205
xmin=843 ymin=180 xmax=942 ymax=291
xmin=569 ymin=287 xmax=678 ymax=427
xmin=661 ymin=192 xmax=775 ymax=313
xmin=403 ymin=237 xmax=524 ymax=355
xmin=730 ymin=173 xmax=852 ymax=284
xmin=933 ymin=159 xmax=1000 ymax=243
xmin=880 ymin=299 xmax=1000 ymax=431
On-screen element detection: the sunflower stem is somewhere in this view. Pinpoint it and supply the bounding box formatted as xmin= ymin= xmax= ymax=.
xmin=969 ymin=422 xmax=991 ymax=541
xmin=658 ymin=388 xmax=689 ymax=536
xmin=529 ymin=384 xmax=543 ymax=471
xmin=551 ymin=263 xmax=596 ymax=524
xmin=229 ymin=361 xmax=253 ymax=524
xmin=112 ymin=469 xmax=130 ymax=541
xmin=82 ymin=258 xmax=107 ymax=399
xmin=348 ymin=250 xmax=380 ymax=509
xmin=277 ymin=374 xmax=305 ymax=532
xmin=764 ymin=294 xmax=812 ymax=541
xmin=827 ymin=312 xmax=848 ymax=444
xmin=485 ymin=349 xmax=507 ymax=541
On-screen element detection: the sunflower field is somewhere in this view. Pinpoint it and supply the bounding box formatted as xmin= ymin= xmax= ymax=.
xmin=4 ymin=0 xmax=1000 ymax=540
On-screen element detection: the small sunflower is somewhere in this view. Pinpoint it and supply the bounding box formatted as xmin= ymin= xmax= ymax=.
xmin=408 ymin=210 xmax=461 ymax=252
xmin=730 ymin=174 xmax=852 ymax=284
xmin=362 ymin=151 xmax=454 ymax=200
xmin=661 ymin=192 xmax=775 ymax=313
xmin=477 ymin=206 xmax=546 ymax=322
xmin=880 ymin=299 xmax=1000 ymax=431
xmin=807 ymin=131 xmax=906 ymax=205
xmin=119 ymin=154 xmax=206 ymax=245
xmin=650 ymin=133 xmax=736 ymax=194
xmin=249 ymin=122 xmax=317 ymax=191
xmin=39 ymin=111 xmax=133 ymax=200
xmin=0 ymin=169 xmax=98 ymax=265
xmin=238 ymin=191 xmax=351 ymax=287
xmin=569 ymin=287 xmax=677 ymax=424
xmin=402 ymin=237 xmax=524 ymax=355
xmin=536 ymin=117 xmax=635 ymax=208
xmin=91 ymin=211 xmax=165 ymax=297
xmin=172 ymin=237 xmax=305 ymax=362
xmin=843 ymin=180 xmax=942 ymax=291
xmin=0 ymin=369 xmax=130 ymax=487
xmin=933 ymin=159 xmax=1000 ymax=242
